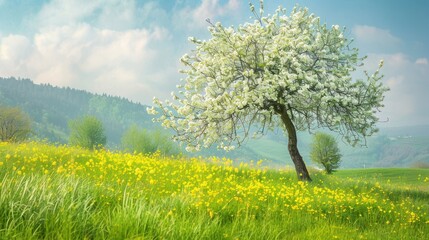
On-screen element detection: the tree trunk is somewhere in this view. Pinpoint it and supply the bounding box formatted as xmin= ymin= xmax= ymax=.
xmin=278 ymin=105 xmax=312 ymax=182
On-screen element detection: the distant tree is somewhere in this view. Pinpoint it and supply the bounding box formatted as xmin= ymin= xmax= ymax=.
xmin=149 ymin=1 xmax=388 ymax=181
xmin=310 ymin=132 xmax=342 ymax=174
xmin=0 ymin=106 xmax=32 ymax=142
xmin=69 ymin=116 xmax=106 ymax=150
xmin=121 ymin=125 xmax=180 ymax=155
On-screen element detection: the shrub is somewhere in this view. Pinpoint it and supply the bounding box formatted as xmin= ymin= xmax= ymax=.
xmin=69 ymin=116 xmax=106 ymax=150
xmin=0 ymin=106 xmax=32 ymax=142
xmin=121 ymin=125 xmax=180 ymax=155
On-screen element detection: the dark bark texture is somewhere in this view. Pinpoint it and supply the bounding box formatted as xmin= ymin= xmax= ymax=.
xmin=278 ymin=105 xmax=312 ymax=181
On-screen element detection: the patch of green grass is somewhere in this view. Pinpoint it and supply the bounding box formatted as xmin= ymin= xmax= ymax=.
xmin=0 ymin=142 xmax=428 ymax=239
xmin=335 ymin=168 xmax=429 ymax=191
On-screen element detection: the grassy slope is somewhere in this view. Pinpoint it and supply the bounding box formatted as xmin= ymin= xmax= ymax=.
xmin=335 ymin=168 xmax=429 ymax=191
xmin=0 ymin=142 xmax=428 ymax=239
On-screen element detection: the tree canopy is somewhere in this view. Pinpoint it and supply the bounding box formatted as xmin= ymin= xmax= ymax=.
xmin=69 ymin=116 xmax=107 ymax=150
xmin=149 ymin=2 xmax=388 ymax=181
xmin=0 ymin=106 xmax=32 ymax=142
xmin=121 ymin=125 xmax=180 ymax=155
xmin=310 ymin=132 xmax=342 ymax=174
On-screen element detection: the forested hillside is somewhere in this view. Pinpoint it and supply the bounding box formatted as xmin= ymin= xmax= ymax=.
xmin=0 ymin=77 xmax=263 ymax=160
xmin=0 ymin=77 xmax=154 ymax=146
xmin=1 ymin=77 xmax=428 ymax=168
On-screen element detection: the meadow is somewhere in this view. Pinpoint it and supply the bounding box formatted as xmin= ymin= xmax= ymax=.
xmin=0 ymin=141 xmax=428 ymax=239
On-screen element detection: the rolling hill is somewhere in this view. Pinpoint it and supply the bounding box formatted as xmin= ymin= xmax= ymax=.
xmin=0 ymin=77 xmax=155 ymax=147
xmin=1 ymin=77 xmax=428 ymax=168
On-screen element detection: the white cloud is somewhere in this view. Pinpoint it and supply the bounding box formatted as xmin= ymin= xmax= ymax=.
xmin=0 ymin=34 xmax=31 ymax=59
xmin=193 ymin=0 xmax=239 ymax=21
xmin=353 ymin=25 xmax=400 ymax=45
xmin=364 ymin=53 xmax=429 ymax=127
xmin=0 ymin=0 xmax=247 ymax=107
xmin=175 ymin=0 xmax=241 ymax=30
xmin=0 ymin=24 xmax=177 ymax=104
xmin=36 ymin=0 xmax=100 ymax=27
xmin=139 ymin=1 xmax=170 ymax=28
xmin=35 ymin=0 xmax=138 ymax=30
xmin=96 ymin=0 xmax=137 ymax=30
xmin=415 ymin=58 xmax=428 ymax=65
xmin=0 ymin=0 xmax=187 ymax=105
xmin=352 ymin=25 xmax=401 ymax=54
xmin=0 ymin=35 xmax=32 ymax=73
xmin=353 ymin=25 xmax=429 ymax=126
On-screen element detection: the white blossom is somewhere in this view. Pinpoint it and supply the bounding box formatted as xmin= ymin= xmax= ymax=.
xmin=146 ymin=106 xmax=158 ymax=115
xmin=149 ymin=1 xmax=388 ymax=152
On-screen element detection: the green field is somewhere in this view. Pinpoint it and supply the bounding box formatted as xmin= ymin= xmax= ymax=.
xmin=0 ymin=142 xmax=428 ymax=239
xmin=335 ymin=168 xmax=429 ymax=191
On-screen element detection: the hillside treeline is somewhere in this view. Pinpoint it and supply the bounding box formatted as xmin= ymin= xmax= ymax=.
xmin=0 ymin=77 xmax=154 ymax=146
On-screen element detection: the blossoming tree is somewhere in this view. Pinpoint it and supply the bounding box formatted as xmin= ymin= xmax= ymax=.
xmin=148 ymin=2 xmax=388 ymax=181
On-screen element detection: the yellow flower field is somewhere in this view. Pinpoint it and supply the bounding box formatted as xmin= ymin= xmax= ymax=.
xmin=0 ymin=141 xmax=428 ymax=239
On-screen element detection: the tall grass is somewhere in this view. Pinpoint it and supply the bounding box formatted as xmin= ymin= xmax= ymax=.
xmin=0 ymin=141 xmax=428 ymax=239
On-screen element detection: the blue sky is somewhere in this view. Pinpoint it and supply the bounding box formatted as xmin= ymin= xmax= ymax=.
xmin=0 ymin=0 xmax=428 ymax=127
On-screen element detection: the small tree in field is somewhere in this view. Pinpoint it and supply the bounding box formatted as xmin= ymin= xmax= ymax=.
xmin=0 ymin=106 xmax=32 ymax=142
xmin=310 ymin=132 xmax=341 ymax=174
xmin=69 ymin=116 xmax=106 ymax=150
xmin=149 ymin=1 xmax=388 ymax=181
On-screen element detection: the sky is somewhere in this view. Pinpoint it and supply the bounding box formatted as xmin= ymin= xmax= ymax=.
xmin=0 ymin=0 xmax=428 ymax=128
